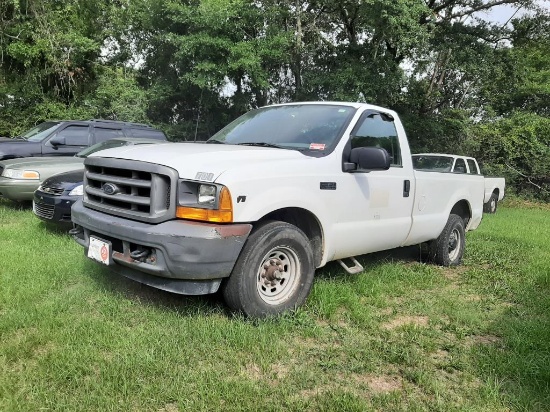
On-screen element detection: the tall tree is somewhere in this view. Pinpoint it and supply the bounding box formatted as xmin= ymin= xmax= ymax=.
xmin=0 ymin=0 xmax=150 ymax=136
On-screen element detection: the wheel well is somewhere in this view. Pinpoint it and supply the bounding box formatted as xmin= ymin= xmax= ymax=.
xmin=492 ymin=189 xmax=499 ymax=197
xmin=450 ymin=200 xmax=471 ymax=227
xmin=258 ymin=208 xmax=323 ymax=267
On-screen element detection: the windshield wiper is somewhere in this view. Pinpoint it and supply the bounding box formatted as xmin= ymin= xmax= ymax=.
xmin=236 ymin=142 xmax=288 ymax=149
xmin=205 ymin=139 xmax=226 ymax=144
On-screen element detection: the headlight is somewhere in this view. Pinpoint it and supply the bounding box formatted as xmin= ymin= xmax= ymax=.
xmin=176 ymin=180 xmax=233 ymax=223
xmin=2 ymin=169 xmax=40 ymax=179
xmin=198 ymin=184 xmax=216 ymax=205
xmin=69 ymin=184 xmax=83 ymax=196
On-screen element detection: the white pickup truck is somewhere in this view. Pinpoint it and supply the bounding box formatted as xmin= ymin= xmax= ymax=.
xmin=412 ymin=153 xmax=505 ymax=213
xmin=71 ymin=102 xmax=485 ymax=317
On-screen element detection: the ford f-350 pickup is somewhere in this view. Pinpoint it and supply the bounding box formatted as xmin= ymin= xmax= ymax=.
xmin=412 ymin=153 xmax=505 ymax=213
xmin=71 ymin=102 xmax=485 ymax=317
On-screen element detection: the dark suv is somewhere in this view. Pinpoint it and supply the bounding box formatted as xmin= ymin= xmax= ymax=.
xmin=0 ymin=120 xmax=166 ymax=160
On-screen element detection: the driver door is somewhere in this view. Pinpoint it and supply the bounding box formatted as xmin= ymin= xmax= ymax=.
xmin=332 ymin=110 xmax=414 ymax=258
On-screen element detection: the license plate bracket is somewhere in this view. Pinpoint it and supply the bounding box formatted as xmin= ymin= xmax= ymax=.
xmin=88 ymin=236 xmax=113 ymax=265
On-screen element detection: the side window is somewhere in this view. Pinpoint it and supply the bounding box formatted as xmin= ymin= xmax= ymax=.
xmin=467 ymin=159 xmax=478 ymax=174
xmin=93 ymin=127 xmax=125 ymax=143
xmin=351 ymin=113 xmax=402 ymax=166
xmin=454 ymin=158 xmax=467 ymax=173
xmin=56 ymin=125 xmax=89 ymax=146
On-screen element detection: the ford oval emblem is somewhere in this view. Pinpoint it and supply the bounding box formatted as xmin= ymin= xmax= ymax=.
xmin=102 ymin=183 xmax=119 ymax=195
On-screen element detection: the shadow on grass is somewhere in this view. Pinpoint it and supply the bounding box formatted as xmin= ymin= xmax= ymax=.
xmin=315 ymin=244 xmax=424 ymax=279
xmin=37 ymin=220 xmax=73 ymax=236
xmin=81 ymin=244 xmax=425 ymax=319
xmin=83 ymin=260 xmax=227 ymax=317
xmin=0 ymin=198 xmax=32 ymax=210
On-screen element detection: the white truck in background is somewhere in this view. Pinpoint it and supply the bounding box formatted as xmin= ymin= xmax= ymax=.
xmin=412 ymin=153 xmax=505 ymax=214
xmin=70 ymin=102 xmax=485 ymax=318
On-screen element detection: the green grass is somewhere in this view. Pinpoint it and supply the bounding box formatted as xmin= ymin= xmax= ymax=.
xmin=1 ymin=199 xmax=549 ymax=411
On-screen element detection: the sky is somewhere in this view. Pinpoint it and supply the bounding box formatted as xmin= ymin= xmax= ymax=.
xmin=482 ymin=1 xmax=549 ymax=25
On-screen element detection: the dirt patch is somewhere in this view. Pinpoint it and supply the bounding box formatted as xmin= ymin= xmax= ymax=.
xmin=440 ymin=265 xmax=468 ymax=281
xmin=465 ymin=334 xmax=502 ymax=347
xmin=462 ymin=294 xmax=482 ymax=302
xmin=271 ymin=363 xmax=289 ymax=380
xmin=32 ymin=342 xmax=56 ymax=357
xmin=157 ymin=403 xmax=179 ymax=412
xmin=377 ymin=307 xmax=394 ymax=317
xmin=430 ymin=349 xmax=450 ymax=363
xmin=382 ymin=315 xmax=429 ymax=330
xmin=243 ymin=362 xmax=263 ymax=380
xmin=292 ymin=336 xmax=319 ymax=351
xmin=352 ymin=373 xmax=403 ymax=393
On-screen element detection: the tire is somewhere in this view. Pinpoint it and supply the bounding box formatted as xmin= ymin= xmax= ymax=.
xmin=483 ymin=193 xmax=498 ymax=214
xmin=222 ymin=221 xmax=315 ymax=318
xmin=428 ymin=214 xmax=465 ymax=266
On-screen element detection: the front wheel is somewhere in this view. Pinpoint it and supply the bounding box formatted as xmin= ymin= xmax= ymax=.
xmin=428 ymin=214 xmax=465 ymax=266
xmin=222 ymin=221 xmax=315 ymax=318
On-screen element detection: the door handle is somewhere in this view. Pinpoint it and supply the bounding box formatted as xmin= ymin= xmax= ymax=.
xmin=403 ymin=180 xmax=410 ymax=197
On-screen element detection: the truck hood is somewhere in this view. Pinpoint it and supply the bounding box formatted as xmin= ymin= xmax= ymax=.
xmin=42 ymin=169 xmax=84 ymax=189
xmin=89 ymin=143 xmax=308 ymax=181
xmin=0 ymin=156 xmax=83 ymax=170
xmin=0 ymin=140 xmax=42 ymax=159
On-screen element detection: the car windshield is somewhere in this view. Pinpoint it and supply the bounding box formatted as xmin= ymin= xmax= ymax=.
xmin=22 ymin=122 xmax=61 ymax=142
xmin=76 ymin=139 xmax=131 ymax=158
xmin=412 ymin=155 xmax=454 ymax=172
xmin=207 ymin=104 xmax=356 ymax=151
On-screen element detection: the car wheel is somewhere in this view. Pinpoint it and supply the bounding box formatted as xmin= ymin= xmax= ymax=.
xmin=428 ymin=214 xmax=465 ymax=266
xmin=222 ymin=221 xmax=315 ymax=318
xmin=483 ymin=193 xmax=498 ymax=214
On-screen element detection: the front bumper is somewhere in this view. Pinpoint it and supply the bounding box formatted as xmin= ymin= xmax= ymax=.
xmin=33 ymin=190 xmax=77 ymax=225
xmin=71 ymin=200 xmax=252 ymax=295
xmin=0 ymin=178 xmax=39 ymax=201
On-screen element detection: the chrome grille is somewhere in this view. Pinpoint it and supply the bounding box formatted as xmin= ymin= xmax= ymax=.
xmin=82 ymin=158 xmax=177 ymax=223
xmin=33 ymin=201 xmax=55 ymax=220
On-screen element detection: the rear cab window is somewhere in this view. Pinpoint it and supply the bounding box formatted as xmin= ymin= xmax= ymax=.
xmin=454 ymin=158 xmax=467 ymax=173
xmin=467 ymin=159 xmax=479 ymax=174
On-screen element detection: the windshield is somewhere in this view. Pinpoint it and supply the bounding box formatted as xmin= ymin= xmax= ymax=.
xmin=208 ymin=105 xmax=356 ymax=152
xmin=23 ymin=122 xmax=61 ymax=142
xmin=412 ymin=155 xmax=454 ymax=172
xmin=76 ymin=139 xmax=131 ymax=158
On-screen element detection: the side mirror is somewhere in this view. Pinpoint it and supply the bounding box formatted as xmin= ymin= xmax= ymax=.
xmin=345 ymin=147 xmax=391 ymax=172
xmin=49 ymin=135 xmax=66 ymax=146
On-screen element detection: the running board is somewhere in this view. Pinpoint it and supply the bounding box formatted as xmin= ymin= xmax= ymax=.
xmin=337 ymin=257 xmax=364 ymax=275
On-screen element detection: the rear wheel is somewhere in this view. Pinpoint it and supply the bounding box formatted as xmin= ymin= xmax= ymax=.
xmin=222 ymin=221 xmax=315 ymax=318
xmin=428 ymin=214 xmax=465 ymax=266
xmin=483 ymin=193 xmax=498 ymax=214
